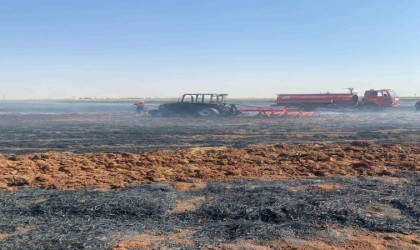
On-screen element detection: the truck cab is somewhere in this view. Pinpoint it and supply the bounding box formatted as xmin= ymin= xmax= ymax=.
xmin=362 ymin=89 xmax=399 ymax=107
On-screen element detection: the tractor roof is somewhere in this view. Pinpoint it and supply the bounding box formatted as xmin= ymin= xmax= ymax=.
xmin=183 ymin=93 xmax=228 ymax=96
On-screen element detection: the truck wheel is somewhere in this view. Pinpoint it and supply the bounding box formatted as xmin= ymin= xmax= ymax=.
xmin=198 ymin=108 xmax=220 ymax=117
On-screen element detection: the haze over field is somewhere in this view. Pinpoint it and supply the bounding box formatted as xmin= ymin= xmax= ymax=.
xmin=1 ymin=0 xmax=419 ymax=99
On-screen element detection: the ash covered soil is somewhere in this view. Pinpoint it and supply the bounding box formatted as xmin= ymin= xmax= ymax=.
xmin=0 ymin=103 xmax=419 ymax=249
xmin=0 ymin=176 xmax=419 ymax=249
xmin=0 ymin=110 xmax=419 ymax=154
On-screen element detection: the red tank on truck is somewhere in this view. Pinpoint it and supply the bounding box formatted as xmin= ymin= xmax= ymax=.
xmin=275 ymin=89 xmax=399 ymax=111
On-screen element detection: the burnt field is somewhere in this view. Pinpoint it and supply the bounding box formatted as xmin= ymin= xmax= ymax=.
xmin=1 ymin=176 xmax=419 ymax=249
xmin=0 ymin=106 xmax=419 ymax=154
xmin=0 ymin=101 xmax=419 ymax=249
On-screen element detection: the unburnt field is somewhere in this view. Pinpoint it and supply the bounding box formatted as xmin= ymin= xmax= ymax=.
xmin=0 ymin=102 xmax=419 ymax=249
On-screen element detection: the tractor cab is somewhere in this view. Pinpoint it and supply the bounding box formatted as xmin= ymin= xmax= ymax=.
xmin=363 ymin=89 xmax=399 ymax=107
xmin=180 ymin=94 xmax=228 ymax=104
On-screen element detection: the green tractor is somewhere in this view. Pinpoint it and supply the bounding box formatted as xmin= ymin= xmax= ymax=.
xmin=149 ymin=93 xmax=239 ymax=117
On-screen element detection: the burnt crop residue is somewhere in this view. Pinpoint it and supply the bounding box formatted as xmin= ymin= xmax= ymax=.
xmin=0 ymin=175 xmax=419 ymax=249
xmin=0 ymin=112 xmax=419 ymax=154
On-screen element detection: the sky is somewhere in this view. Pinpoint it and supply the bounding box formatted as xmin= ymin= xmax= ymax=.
xmin=0 ymin=0 xmax=419 ymax=99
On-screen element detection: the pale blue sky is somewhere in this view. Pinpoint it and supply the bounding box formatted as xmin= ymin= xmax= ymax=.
xmin=0 ymin=0 xmax=419 ymax=98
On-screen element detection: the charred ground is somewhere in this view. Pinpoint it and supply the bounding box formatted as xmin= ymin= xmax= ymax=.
xmin=1 ymin=175 xmax=419 ymax=250
xmin=0 ymin=111 xmax=419 ymax=154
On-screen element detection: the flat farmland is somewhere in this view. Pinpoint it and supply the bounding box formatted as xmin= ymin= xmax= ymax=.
xmin=0 ymin=101 xmax=419 ymax=249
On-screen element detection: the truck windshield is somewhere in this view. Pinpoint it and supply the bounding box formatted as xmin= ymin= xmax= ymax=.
xmin=389 ymin=90 xmax=399 ymax=97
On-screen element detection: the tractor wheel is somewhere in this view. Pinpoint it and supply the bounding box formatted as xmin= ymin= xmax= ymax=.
xmin=197 ymin=108 xmax=220 ymax=117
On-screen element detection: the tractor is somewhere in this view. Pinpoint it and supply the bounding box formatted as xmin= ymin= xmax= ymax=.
xmin=148 ymin=93 xmax=239 ymax=117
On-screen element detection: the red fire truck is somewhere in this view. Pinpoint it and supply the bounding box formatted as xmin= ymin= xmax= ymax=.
xmin=276 ymin=89 xmax=399 ymax=111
